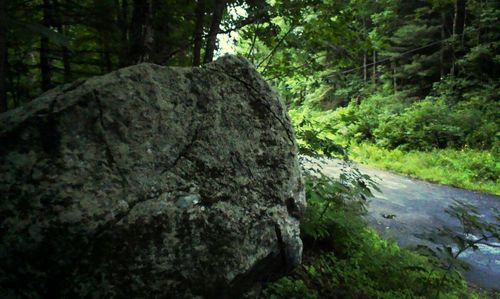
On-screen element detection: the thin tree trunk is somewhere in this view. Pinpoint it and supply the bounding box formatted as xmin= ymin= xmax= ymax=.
xmin=6 ymin=51 xmax=14 ymax=108
xmin=372 ymin=51 xmax=376 ymax=84
xmin=461 ymin=0 xmax=466 ymax=47
xmin=440 ymin=11 xmax=446 ymax=79
xmin=13 ymin=71 xmax=21 ymax=108
xmin=477 ymin=0 xmax=482 ymax=45
xmin=103 ymin=39 xmax=113 ymax=73
xmin=41 ymin=0 xmax=52 ymax=91
xmin=192 ymin=0 xmax=205 ymax=66
xmin=246 ymin=26 xmax=258 ymax=61
xmin=392 ymin=59 xmax=397 ymax=92
xmin=450 ymin=0 xmax=458 ymax=76
xmin=363 ymin=52 xmax=367 ymax=81
xmin=128 ymin=0 xmax=154 ymax=64
xmin=0 ymin=0 xmax=7 ymax=112
xmin=62 ymin=45 xmax=71 ymax=81
xmin=452 ymin=0 xmax=458 ymax=37
xmin=203 ymin=0 xmax=226 ymax=64
xmin=257 ymin=26 xmax=294 ymax=74
xmin=52 ymin=0 xmax=71 ymax=83
xmin=362 ymin=18 xmax=367 ymax=81
xmin=116 ymin=0 xmax=129 ymax=67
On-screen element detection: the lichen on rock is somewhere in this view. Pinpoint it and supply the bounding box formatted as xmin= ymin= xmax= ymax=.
xmin=0 ymin=55 xmax=305 ymax=298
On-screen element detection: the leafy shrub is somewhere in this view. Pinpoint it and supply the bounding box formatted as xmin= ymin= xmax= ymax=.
xmin=303 ymin=78 xmax=499 ymax=152
xmin=290 ymin=110 xmax=347 ymax=158
xmin=374 ymin=97 xmax=463 ymax=150
xmin=341 ymin=93 xmax=406 ymax=143
xmin=453 ymin=95 xmax=499 ymax=149
xmin=263 ymin=160 xmax=474 ymax=298
xmin=263 ymin=278 xmax=317 ymax=299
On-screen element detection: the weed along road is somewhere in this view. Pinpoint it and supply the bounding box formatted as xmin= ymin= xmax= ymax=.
xmin=317 ymin=159 xmax=500 ymax=290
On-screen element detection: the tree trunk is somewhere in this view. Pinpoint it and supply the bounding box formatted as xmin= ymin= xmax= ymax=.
xmin=362 ymin=18 xmax=367 ymax=81
xmin=52 ymin=0 xmax=71 ymax=83
xmin=456 ymin=0 xmax=466 ymax=37
xmin=0 ymin=0 xmax=7 ymax=112
xmin=62 ymin=45 xmax=71 ymax=81
xmin=203 ymin=0 xmax=226 ymax=64
xmin=363 ymin=52 xmax=367 ymax=81
xmin=440 ymin=11 xmax=446 ymax=79
xmin=102 ymin=39 xmax=113 ymax=73
xmin=192 ymin=0 xmax=205 ymax=66
xmin=392 ymin=59 xmax=397 ymax=92
xmin=372 ymin=51 xmax=376 ymax=84
xmin=452 ymin=0 xmax=458 ymax=37
xmin=41 ymin=0 xmax=52 ymax=91
xmin=6 ymin=53 xmax=14 ymax=108
xmin=246 ymin=27 xmax=258 ymax=62
xmin=477 ymin=0 xmax=483 ymax=45
xmin=116 ymin=0 xmax=129 ymax=67
xmin=128 ymin=0 xmax=154 ymax=64
xmin=461 ymin=0 xmax=466 ymax=47
xmin=450 ymin=0 xmax=458 ymax=76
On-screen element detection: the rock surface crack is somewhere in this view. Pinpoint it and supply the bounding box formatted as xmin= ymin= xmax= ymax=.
xmin=206 ymin=67 xmax=295 ymax=144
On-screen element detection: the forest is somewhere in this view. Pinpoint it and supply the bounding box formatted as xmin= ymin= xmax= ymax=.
xmin=1 ymin=0 xmax=498 ymax=192
xmin=0 ymin=0 xmax=499 ymax=298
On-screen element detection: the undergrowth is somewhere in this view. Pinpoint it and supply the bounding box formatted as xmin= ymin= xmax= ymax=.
xmin=349 ymin=143 xmax=499 ymax=195
xmin=262 ymin=159 xmax=478 ymax=298
xmin=260 ymin=120 xmax=491 ymax=298
xmin=289 ymin=108 xmax=499 ymax=195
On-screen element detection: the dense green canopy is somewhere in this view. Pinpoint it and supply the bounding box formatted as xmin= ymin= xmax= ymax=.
xmin=1 ymin=0 xmax=498 ymax=151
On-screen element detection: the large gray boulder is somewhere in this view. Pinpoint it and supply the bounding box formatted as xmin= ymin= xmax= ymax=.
xmin=0 ymin=56 xmax=305 ymax=298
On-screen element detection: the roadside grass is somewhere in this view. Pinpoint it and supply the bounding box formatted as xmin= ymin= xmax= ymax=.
xmin=288 ymin=108 xmax=499 ymax=195
xmin=348 ymin=143 xmax=500 ymax=195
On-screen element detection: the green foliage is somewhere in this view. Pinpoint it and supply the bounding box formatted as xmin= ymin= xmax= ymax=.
xmin=349 ymin=143 xmax=499 ymax=194
xmin=299 ymin=157 xmax=376 ymax=244
xmin=261 ymin=124 xmax=477 ymax=298
xmin=263 ymin=160 xmax=475 ymax=298
xmin=293 ymin=117 xmax=344 ymax=158
xmin=287 ymin=79 xmax=499 ymax=193
xmin=263 ymin=277 xmax=317 ymax=299
xmin=262 ymin=111 xmax=500 ymax=298
xmin=374 ymin=98 xmax=464 ymax=150
xmin=306 ymin=83 xmax=499 ymax=152
xmin=2 ymin=0 xmax=498 ymax=296
xmin=249 ymin=1 xmax=499 ymax=296
xmin=233 ymin=0 xmax=499 ymax=156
